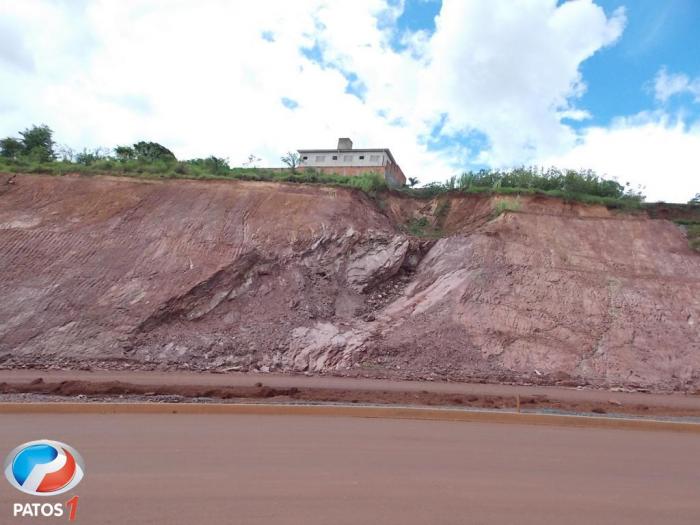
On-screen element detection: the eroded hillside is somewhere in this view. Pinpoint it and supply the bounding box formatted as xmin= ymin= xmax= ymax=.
xmin=1 ymin=174 xmax=698 ymax=391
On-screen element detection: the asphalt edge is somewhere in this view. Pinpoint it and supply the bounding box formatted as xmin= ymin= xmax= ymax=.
xmin=0 ymin=402 xmax=699 ymax=433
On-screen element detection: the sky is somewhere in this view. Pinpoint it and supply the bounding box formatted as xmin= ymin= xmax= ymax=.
xmin=0 ymin=0 xmax=698 ymax=202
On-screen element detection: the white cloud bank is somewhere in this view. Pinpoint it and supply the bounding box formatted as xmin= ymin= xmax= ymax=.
xmin=0 ymin=0 xmax=696 ymax=201
xmin=543 ymin=112 xmax=700 ymax=203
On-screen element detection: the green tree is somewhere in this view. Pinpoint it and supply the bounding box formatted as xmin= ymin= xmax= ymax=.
xmin=690 ymin=193 xmax=700 ymax=205
xmin=114 ymin=145 xmax=136 ymax=161
xmin=407 ymin=177 xmax=419 ymax=187
xmin=132 ymin=141 xmax=176 ymax=162
xmin=19 ymin=124 xmax=55 ymax=161
xmin=0 ymin=137 xmax=23 ymax=159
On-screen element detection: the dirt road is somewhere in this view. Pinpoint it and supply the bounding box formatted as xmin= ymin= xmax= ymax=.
xmin=1 ymin=413 xmax=699 ymax=524
xmin=2 ymin=369 xmax=700 ymax=415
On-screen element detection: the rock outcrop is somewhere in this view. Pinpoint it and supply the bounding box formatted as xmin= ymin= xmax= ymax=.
xmin=0 ymin=173 xmax=698 ymax=391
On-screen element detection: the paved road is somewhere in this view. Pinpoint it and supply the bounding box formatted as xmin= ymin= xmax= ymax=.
xmin=2 ymin=369 xmax=700 ymax=410
xmin=1 ymin=413 xmax=699 ymax=524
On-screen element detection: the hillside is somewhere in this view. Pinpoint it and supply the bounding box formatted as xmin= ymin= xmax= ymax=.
xmin=1 ymin=173 xmax=698 ymax=391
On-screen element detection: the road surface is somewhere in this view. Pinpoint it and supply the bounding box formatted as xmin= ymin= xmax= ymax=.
xmin=1 ymin=413 xmax=699 ymax=524
xmin=2 ymin=369 xmax=700 ymax=410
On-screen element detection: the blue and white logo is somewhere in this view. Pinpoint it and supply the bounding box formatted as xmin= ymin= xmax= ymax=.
xmin=4 ymin=440 xmax=85 ymax=496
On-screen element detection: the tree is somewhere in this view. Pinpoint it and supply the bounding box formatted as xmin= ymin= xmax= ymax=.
xmin=132 ymin=141 xmax=177 ymax=162
xmin=19 ymin=124 xmax=55 ymax=161
xmin=281 ymin=151 xmax=300 ymax=172
xmin=407 ymin=177 xmax=419 ymax=187
xmin=114 ymin=145 xmax=136 ymax=161
xmin=0 ymin=137 xmax=23 ymax=159
xmin=690 ymin=193 xmax=700 ymax=205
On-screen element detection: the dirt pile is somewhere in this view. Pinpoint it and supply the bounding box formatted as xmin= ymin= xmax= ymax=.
xmin=1 ymin=174 xmax=698 ymax=391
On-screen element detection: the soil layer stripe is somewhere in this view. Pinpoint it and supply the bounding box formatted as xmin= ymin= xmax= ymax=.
xmin=0 ymin=402 xmax=698 ymax=433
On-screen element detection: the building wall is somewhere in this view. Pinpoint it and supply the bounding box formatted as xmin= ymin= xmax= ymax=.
xmin=299 ymin=151 xmax=388 ymax=168
xmin=303 ymin=165 xmax=406 ymax=187
xmin=384 ymin=162 xmax=406 ymax=187
xmin=297 ymin=149 xmax=406 ymax=187
xmin=307 ymin=165 xmax=385 ymax=178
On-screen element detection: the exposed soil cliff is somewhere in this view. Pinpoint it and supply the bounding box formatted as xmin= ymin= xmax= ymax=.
xmin=1 ymin=174 xmax=698 ymax=391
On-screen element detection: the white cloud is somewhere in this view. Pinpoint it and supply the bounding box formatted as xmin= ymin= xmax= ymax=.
xmin=6 ymin=0 xmax=693 ymax=203
xmin=542 ymin=112 xmax=700 ymax=203
xmin=653 ymin=67 xmax=700 ymax=104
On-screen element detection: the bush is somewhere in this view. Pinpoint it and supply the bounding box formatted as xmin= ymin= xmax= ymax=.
xmin=185 ymin=156 xmax=230 ymax=175
xmin=407 ymin=217 xmax=429 ymax=236
xmin=402 ymin=166 xmax=644 ymax=208
xmin=75 ymin=148 xmax=111 ymax=165
xmin=347 ymin=172 xmax=387 ymax=193
xmin=493 ymin=198 xmax=522 ymax=216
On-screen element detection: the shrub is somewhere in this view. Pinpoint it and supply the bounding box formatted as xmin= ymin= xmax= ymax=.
xmin=407 ymin=217 xmax=429 ymax=236
xmin=493 ymin=198 xmax=522 ymax=216
xmin=435 ymin=199 xmax=451 ymax=220
xmin=185 ymin=156 xmax=230 ymax=175
xmin=75 ymin=148 xmax=111 ymax=165
xmin=401 ymin=166 xmax=645 ymax=208
xmin=347 ymin=172 xmax=387 ymax=193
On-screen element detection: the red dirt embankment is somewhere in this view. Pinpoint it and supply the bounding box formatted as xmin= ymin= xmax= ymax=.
xmin=0 ymin=174 xmax=698 ymax=391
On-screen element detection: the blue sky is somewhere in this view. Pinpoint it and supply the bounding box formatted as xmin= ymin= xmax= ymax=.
xmin=0 ymin=1 xmax=698 ymax=201
xmin=578 ymin=0 xmax=700 ymax=126
xmin=394 ymin=0 xmax=700 ymax=129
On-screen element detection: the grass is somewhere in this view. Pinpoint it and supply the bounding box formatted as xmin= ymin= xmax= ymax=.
xmin=493 ymin=197 xmax=522 ymax=217
xmin=406 ymin=217 xmax=430 ymax=236
xmin=403 ymin=216 xmax=445 ymax=238
xmin=0 ymin=158 xmax=671 ymax=213
xmin=0 ymin=158 xmax=388 ymax=194
xmin=401 ymin=184 xmax=645 ymax=210
xmin=399 ymin=167 xmax=646 ymax=210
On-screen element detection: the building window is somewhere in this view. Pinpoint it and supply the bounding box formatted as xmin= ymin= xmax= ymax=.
xmin=302 ymin=156 xmax=308 ymax=160
xmin=359 ymin=155 xmax=365 ymax=160
xmin=332 ymin=155 xmax=338 ymax=160
xmin=343 ymin=155 xmax=353 ymax=162
xmin=315 ymin=155 xmax=325 ymax=162
xmin=369 ymin=154 xmax=380 ymax=162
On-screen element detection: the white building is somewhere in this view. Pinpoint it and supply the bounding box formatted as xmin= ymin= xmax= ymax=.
xmin=298 ymin=138 xmax=406 ymax=187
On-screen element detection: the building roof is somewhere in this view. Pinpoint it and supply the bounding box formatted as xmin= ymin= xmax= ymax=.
xmin=297 ymin=148 xmax=399 ymax=165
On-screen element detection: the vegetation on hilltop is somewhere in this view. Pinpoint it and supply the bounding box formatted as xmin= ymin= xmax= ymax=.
xmin=400 ymin=168 xmax=646 ymax=209
xmin=0 ymin=125 xmax=387 ymax=193
xmin=1 ymin=124 xmax=693 ymax=210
